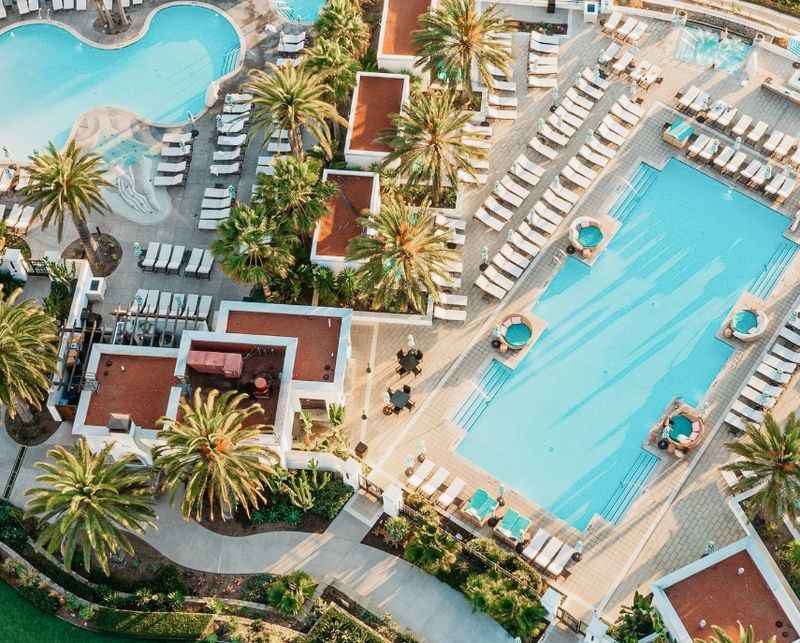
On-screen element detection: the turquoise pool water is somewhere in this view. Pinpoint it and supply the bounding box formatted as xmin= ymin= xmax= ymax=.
xmin=673 ymin=25 xmax=751 ymax=72
xmin=579 ymin=225 xmax=603 ymax=248
xmin=457 ymin=159 xmax=788 ymax=530
xmin=506 ymin=323 xmax=532 ymax=347
xmin=733 ymin=310 xmax=758 ymax=333
xmin=0 ymin=5 xmax=240 ymax=160
xmin=669 ymin=415 xmax=693 ymax=440
xmin=276 ymin=0 xmax=327 ymax=21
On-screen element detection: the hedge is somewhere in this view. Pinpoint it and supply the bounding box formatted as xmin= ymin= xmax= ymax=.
xmin=306 ymin=605 xmax=386 ymax=643
xmin=93 ymin=607 xmax=213 ymax=639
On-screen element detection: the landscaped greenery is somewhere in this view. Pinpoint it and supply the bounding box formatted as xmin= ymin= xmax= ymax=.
xmin=607 ymin=591 xmax=665 ymax=643
xmin=154 ymin=388 xmax=282 ymax=522
xmin=0 ymin=287 xmax=59 ymax=422
xmin=306 ymin=605 xmax=383 ymax=643
xmin=249 ymin=473 xmax=354 ymax=527
xmin=93 ymin=607 xmax=213 ymax=639
xmin=724 ymin=413 xmax=800 ymax=523
xmin=22 ymin=140 xmax=112 ymax=273
xmin=25 ymin=438 xmax=157 ymax=576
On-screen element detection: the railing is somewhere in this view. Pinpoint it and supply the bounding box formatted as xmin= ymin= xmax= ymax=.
xmin=556 ymin=607 xmax=588 ymax=634
xmin=23 ymin=258 xmax=50 ymax=276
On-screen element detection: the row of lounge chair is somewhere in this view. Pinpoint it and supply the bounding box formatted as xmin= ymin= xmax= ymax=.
xmin=601 ymin=12 xmax=649 ymax=45
xmin=684 ymin=132 xmax=797 ymax=204
xmin=723 ymin=310 xmax=800 ymax=434
xmin=276 ymin=31 xmax=306 ymax=67
xmin=458 ymin=121 xmax=493 ymax=185
xmin=528 ymin=30 xmax=559 ymax=90
xmin=486 ymin=32 xmax=517 ymax=120
xmin=406 ymin=459 xmax=466 ymax=507
xmin=0 ymin=203 xmax=35 ymax=234
xmin=0 ymin=166 xmax=29 ymax=194
xmin=599 ymin=42 xmax=661 ymax=89
xmin=140 ymin=242 xmax=214 ymax=278
xmin=129 ymin=289 xmax=213 ymax=321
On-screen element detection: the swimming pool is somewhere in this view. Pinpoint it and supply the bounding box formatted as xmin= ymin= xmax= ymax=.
xmin=673 ymin=25 xmax=751 ymax=72
xmin=456 ymin=159 xmax=790 ymax=530
xmin=274 ymin=0 xmax=327 ymax=22
xmin=0 ymin=5 xmax=241 ymax=160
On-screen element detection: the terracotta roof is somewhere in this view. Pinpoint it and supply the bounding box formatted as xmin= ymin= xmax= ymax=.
xmin=225 ymin=311 xmax=342 ymax=382
xmin=349 ymin=75 xmax=406 ymax=153
xmin=85 ymin=354 xmax=176 ymax=430
xmin=317 ymin=173 xmax=376 ymax=257
xmin=382 ymin=0 xmax=430 ymax=56
xmin=664 ymin=550 xmax=798 ymax=642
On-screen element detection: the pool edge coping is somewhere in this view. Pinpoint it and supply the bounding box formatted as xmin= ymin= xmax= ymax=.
xmin=0 ymin=1 xmax=246 ymax=161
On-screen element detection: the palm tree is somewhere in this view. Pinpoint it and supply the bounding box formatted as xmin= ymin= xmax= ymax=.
xmin=153 ymin=388 xmax=281 ymax=522
xmin=0 ymin=288 xmax=59 ymax=422
xmin=413 ymin=0 xmax=512 ymax=93
xmin=302 ymin=37 xmax=359 ymax=111
xmin=25 ymin=438 xmax=157 ymax=575
xmin=92 ymin=0 xmax=113 ymax=30
xmin=315 ymin=0 xmax=371 ymax=60
xmin=346 ymin=196 xmax=457 ymax=313
xmin=380 ymin=89 xmax=479 ymax=206
xmin=252 ymin=156 xmax=338 ymax=238
xmin=696 ymin=622 xmax=773 ymax=643
xmin=23 ymin=140 xmax=112 ymax=272
xmin=245 ymin=65 xmax=346 ymax=159
xmin=211 ymin=204 xmax=298 ymax=300
xmin=724 ymin=414 xmax=800 ymax=523
xmin=609 ymin=591 xmax=664 ymax=643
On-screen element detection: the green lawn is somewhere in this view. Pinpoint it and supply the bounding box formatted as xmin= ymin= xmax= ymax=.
xmin=0 ymin=581 xmax=149 ymax=642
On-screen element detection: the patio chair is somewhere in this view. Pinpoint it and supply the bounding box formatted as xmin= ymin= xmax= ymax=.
xmin=196 ymin=251 xmax=215 ymax=279
xmin=494 ymin=508 xmax=531 ymax=545
xmin=182 ymin=293 xmax=199 ymax=318
xmin=547 ymin=543 xmax=576 ymax=577
xmin=475 ymin=274 xmax=507 ymax=299
xmin=522 ymin=528 xmax=550 ymax=561
xmin=535 ymin=536 xmax=563 ymax=569
xmin=460 ymin=488 xmax=498 ymax=526
xmin=407 ymin=459 xmax=435 ymax=490
xmin=184 ymin=248 xmax=203 ymax=277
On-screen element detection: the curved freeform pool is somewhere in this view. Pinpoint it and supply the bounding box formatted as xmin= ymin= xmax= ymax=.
xmin=0 ymin=4 xmax=242 ymax=160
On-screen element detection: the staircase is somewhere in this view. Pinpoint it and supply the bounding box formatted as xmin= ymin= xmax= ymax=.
xmin=609 ymin=164 xmax=659 ymax=224
xmin=599 ymin=450 xmax=659 ymax=524
xmin=749 ymin=240 xmax=797 ymax=299
xmin=453 ymin=360 xmax=513 ymax=432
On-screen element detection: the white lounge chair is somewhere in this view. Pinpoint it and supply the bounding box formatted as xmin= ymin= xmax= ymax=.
xmin=687 ymin=134 xmax=710 ymax=157
xmin=210 ymin=163 xmax=241 ymax=176
xmin=611 ymin=103 xmax=638 ymax=127
xmin=616 ymin=17 xmax=637 ymax=39
xmin=597 ymin=123 xmax=625 ymax=147
xmin=202 ymin=197 xmax=232 ymax=210
xmin=530 ymin=137 xmax=558 ymax=160
xmin=763 ymin=131 xmax=784 ymax=155
xmin=567 ymin=88 xmax=594 ymax=111
xmin=218 ymin=134 xmax=247 ymax=147
xmin=161 ymin=145 xmax=191 ymax=158
xmin=772 ymin=343 xmax=800 ymax=364
xmin=731 ymin=400 xmax=764 ymax=424
xmin=535 ymin=536 xmax=563 ymax=568
xmin=740 ymin=386 xmax=776 ymax=409
xmin=434 ymin=306 xmax=467 ymax=321
xmin=612 ymin=51 xmax=633 ymax=75
xmin=225 ymin=93 xmax=253 ymax=103
xmin=561 ymin=166 xmax=591 ymax=189
xmin=436 ymin=478 xmax=465 ymax=507
xmin=167 ymin=246 xmax=185 ymax=274
xmin=421 ymin=467 xmax=449 ymax=497
xmin=501 ymin=243 xmax=531 ymax=268
xmin=485 ymin=196 xmax=514 ymax=221
xmin=747 ymin=121 xmax=769 ymax=145
xmin=534 ymin=201 xmax=563 ymax=225
xmin=154 ymin=243 xmax=173 ymax=272
xmin=510 ymin=231 xmax=540 ymax=256
xmin=197 ymin=295 xmax=213 ymax=320
xmin=731 ymin=115 xmax=753 ymax=137
xmin=493 ymin=255 xmax=523 ymax=278
xmin=577 ymin=79 xmax=603 ymax=102
xmin=579 ymin=145 xmax=608 ymax=167
xmin=475 ymin=274 xmax=507 ymax=299
xmin=602 ymin=12 xmax=622 ymax=33
xmin=747 ymin=375 xmax=783 ymax=398
xmin=163 ymin=132 xmax=192 ymax=145
xmin=627 ymin=21 xmax=648 ymax=44
xmin=547 ymin=543 xmax=576 ymax=577
xmin=182 ymin=294 xmax=199 ymax=318
xmin=157 ymin=161 xmax=187 ymax=174
xmin=407 ymin=459 xmax=435 ymax=489
xmin=184 ymin=248 xmax=203 ymax=276
xmin=562 ymin=98 xmax=590 ymax=120
xmin=522 ymin=529 xmax=551 ymax=561
xmin=141 ymin=242 xmax=159 ymax=271
xmin=713 ymin=146 xmax=735 ymax=169
xmin=484 ymin=265 xmax=514 ymax=291
xmin=678 ymin=86 xmax=700 ymax=110
xmin=475 ymin=208 xmax=505 ymax=231
xmin=196 ymin=251 xmax=215 ymax=278
xmin=213 ymin=148 xmax=242 ymax=162
xmin=757 ymin=363 xmax=792 ymax=385
xmin=725 ymin=152 xmax=747 ymax=174
xmin=598 ymin=42 xmax=620 ymax=65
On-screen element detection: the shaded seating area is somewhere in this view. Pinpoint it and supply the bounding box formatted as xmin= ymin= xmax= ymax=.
xmin=383 ymin=385 xmax=414 ymax=414
xmin=460 ymin=488 xmax=498 ymax=527
xmin=493 ymin=508 xmax=531 ymax=547
xmin=396 ymin=348 xmax=423 ymax=376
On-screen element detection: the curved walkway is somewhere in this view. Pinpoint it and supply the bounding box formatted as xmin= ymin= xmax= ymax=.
xmin=139 ymin=499 xmax=513 ymax=643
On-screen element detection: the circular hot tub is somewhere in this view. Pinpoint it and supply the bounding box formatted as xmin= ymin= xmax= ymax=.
xmin=498 ymin=315 xmax=534 ymax=350
xmin=569 ymin=216 xmax=605 ymax=256
xmin=728 ymin=307 xmax=769 ymax=343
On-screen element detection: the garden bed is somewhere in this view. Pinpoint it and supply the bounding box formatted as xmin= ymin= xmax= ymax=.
xmin=5 ymin=407 xmax=61 ymax=446
xmin=320 ymin=585 xmax=419 ymax=643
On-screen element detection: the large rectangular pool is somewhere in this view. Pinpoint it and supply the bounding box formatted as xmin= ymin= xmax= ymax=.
xmin=456 ymin=159 xmax=791 ymax=530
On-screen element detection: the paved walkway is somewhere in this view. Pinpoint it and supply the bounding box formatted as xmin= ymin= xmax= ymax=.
xmin=136 ymin=500 xmax=514 ymax=643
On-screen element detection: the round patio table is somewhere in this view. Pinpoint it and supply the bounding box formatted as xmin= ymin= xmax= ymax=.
xmin=390 ymin=390 xmax=410 ymax=410
xmin=399 ymin=352 xmax=420 ymax=372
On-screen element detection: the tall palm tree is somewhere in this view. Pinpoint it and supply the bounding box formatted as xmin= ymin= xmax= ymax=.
xmin=302 ymin=38 xmax=359 ymax=112
xmin=696 ymin=622 xmax=773 ymax=643
xmin=315 ymin=0 xmax=371 ymax=60
xmin=23 ymin=140 xmax=112 ymax=272
xmin=252 ymin=156 xmax=338 ymax=238
xmin=153 ymin=388 xmax=281 ymax=522
xmin=92 ymin=0 xmax=113 ymax=30
xmin=0 ymin=288 xmax=59 ymax=422
xmin=346 ymin=196 xmax=457 ymax=313
xmin=211 ymin=204 xmax=298 ymax=300
xmin=380 ymin=90 xmax=479 ymax=206
xmin=25 ymin=438 xmax=157 ymax=575
xmin=724 ymin=414 xmax=800 ymax=523
xmin=245 ymin=65 xmax=346 ymax=159
xmin=413 ymin=0 xmax=512 ymax=93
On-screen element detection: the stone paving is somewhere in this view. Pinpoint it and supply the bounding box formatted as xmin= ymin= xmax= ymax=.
xmin=7 ymin=0 xmax=800 ymax=632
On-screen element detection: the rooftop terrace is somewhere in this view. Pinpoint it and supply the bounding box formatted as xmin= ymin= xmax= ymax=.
xmin=85 ymin=353 xmax=177 ymax=429
xmin=348 ymin=74 xmax=407 ymax=153
xmin=380 ymin=0 xmax=430 ymax=57
xmin=225 ymin=311 xmax=342 ymax=382
xmin=316 ymin=172 xmax=377 ymax=258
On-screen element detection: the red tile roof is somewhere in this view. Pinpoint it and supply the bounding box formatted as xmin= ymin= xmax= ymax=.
xmin=225 ymin=312 xmax=342 ymax=382
xmin=382 ymin=0 xmax=430 ymax=56
xmin=317 ymin=173 xmax=376 ymax=257
xmin=85 ymin=354 xmax=176 ymax=429
xmin=664 ymin=550 xmax=798 ymax=642
xmin=349 ymin=75 xmax=406 ymax=153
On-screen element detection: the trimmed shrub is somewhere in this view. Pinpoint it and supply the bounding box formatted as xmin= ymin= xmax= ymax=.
xmin=251 ymin=502 xmax=303 ymax=527
xmin=0 ymin=500 xmax=28 ymax=549
xmin=310 ymin=479 xmax=354 ymax=520
xmin=383 ymin=516 xmax=410 ymax=547
xmin=153 ymin=563 xmax=188 ymax=595
xmin=307 ymin=605 xmax=383 ymax=643
xmin=463 ymin=571 xmax=548 ymax=640
xmin=265 ymin=571 xmax=316 ymax=616
xmin=94 ymin=607 xmax=213 ymax=639
xmin=18 ymin=582 xmax=60 ymax=614
xmin=242 ymin=573 xmax=276 ymax=604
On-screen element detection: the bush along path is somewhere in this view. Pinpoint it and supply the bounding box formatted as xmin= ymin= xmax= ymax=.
xmin=140 ymin=496 xmax=515 ymax=643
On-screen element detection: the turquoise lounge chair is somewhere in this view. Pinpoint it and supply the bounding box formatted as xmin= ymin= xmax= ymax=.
xmin=494 ymin=508 xmax=531 ymax=544
xmin=462 ymin=488 xmax=498 ymax=526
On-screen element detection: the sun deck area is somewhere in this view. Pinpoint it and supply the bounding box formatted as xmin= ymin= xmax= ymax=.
xmin=379 ymin=0 xmax=431 ymax=57
xmin=347 ymin=73 xmax=408 ymax=154
xmin=84 ymin=353 xmax=177 ymax=429
xmin=316 ymin=171 xmax=378 ymax=258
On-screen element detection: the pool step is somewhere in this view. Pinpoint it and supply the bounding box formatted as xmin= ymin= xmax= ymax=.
xmin=453 ymin=359 xmax=513 ymax=432
xmin=222 ymin=47 xmax=241 ymax=77
xmin=750 ymin=240 xmax=797 ymax=299
xmin=599 ymin=449 xmax=659 ymax=524
xmin=609 ymin=164 xmax=659 ymax=224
